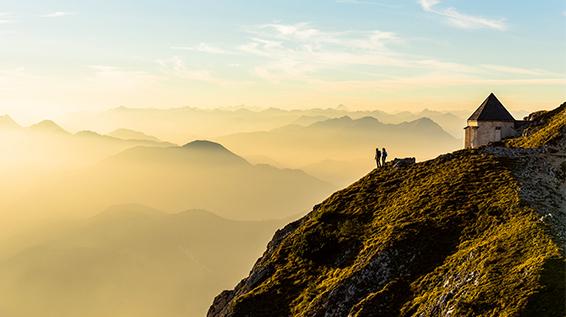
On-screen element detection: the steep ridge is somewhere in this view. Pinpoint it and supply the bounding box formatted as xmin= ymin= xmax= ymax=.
xmin=208 ymin=104 xmax=566 ymax=317
xmin=508 ymin=102 xmax=566 ymax=150
xmin=0 ymin=115 xmax=20 ymax=129
xmin=29 ymin=120 xmax=69 ymax=134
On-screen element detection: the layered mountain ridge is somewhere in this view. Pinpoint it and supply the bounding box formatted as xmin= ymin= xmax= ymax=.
xmin=208 ymin=103 xmax=566 ymax=317
xmin=0 ymin=205 xmax=284 ymax=317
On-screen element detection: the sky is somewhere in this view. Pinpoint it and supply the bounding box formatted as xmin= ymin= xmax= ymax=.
xmin=0 ymin=0 xmax=565 ymax=122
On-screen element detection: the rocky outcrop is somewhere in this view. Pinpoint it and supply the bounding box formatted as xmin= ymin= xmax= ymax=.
xmin=208 ymin=104 xmax=566 ymax=317
xmin=389 ymin=158 xmax=416 ymax=169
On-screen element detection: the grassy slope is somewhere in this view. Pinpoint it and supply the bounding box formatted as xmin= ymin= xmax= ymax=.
xmin=215 ymin=105 xmax=566 ymax=317
xmin=508 ymin=103 xmax=566 ymax=148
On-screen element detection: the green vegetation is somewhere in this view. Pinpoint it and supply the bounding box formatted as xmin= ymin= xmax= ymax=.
xmin=508 ymin=103 xmax=566 ymax=148
xmin=211 ymin=103 xmax=566 ymax=317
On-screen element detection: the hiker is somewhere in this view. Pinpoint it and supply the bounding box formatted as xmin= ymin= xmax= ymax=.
xmin=382 ymin=148 xmax=388 ymax=166
xmin=375 ymin=148 xmax=382 ymax=168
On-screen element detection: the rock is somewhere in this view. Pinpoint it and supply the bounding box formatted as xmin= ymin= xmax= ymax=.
xmin=389 ymin=157 xmax=416 ymax=169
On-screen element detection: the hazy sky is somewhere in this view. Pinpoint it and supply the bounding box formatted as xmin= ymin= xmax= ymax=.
xmin=0 ymin=0 xmax=565 ymax=121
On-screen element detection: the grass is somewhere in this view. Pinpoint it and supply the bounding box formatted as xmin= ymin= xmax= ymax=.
xmin=507 ymin=103 xmax=566 ymax=149
xmin=224 ymin=150 xmax=563 ymax=316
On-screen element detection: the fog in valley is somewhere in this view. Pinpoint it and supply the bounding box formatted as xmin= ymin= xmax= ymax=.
xmin=0 ymin=107 xmax=464 ymax=316
xmin=1 ymin=0 xmax=562 ymax=314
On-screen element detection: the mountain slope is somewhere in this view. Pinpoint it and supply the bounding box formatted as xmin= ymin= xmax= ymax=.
xmin=508 ymin=102 xmax=566 ymax=150
xmin=208 ymin=104 xmax=566 ymax=317
xmin=108 ymin=128 xmax=162 ymax=142
xmin=0 ymin=205 xmax=284 ymax=317
xmin=29 ymin=120 xmax=69 ymax=134
xmin=0 ymin=115 xmax=20 ymax=129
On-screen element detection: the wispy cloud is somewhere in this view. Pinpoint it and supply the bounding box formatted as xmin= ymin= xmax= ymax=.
xmin=419 ymin=0 xmax=439 ymax=11
xmin=418 ymin=0 xmax=506 ymax=30
xmin=238 ymin=22 xmax=445 ymax=81
xmin=40 ymin=11 xmax=76 ymax=18
xmin=479 ymin=64 xmax=557 ymax=76
xmin=156 ymin=56 xmax=228 ymax=84
xmin=87 ymin=65 xmax=158 ymax=88
xmin=244 ymin=22 xmax=400 ymax=50
xmin=234 ymin=22 xmax=559 ymax=90
xmin=171 ymin=43 xmax=229 ymax=54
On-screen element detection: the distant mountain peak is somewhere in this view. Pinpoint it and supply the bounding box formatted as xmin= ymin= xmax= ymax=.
xmin=398 ymin=117 xmax=448 ymax=134
xmin=0 ymin=115 xmax=20 ymax=128
xmin=356 ymin=116 xmax=380 ymax=124
xmin=310 ymin=116 xmax=384 ymax=129
xmin=412 ymin=117 xmax=435 ymax=124
xmin=29 ymin=120 xmax=68 ymax=134
xmin=109 ymin=139 xmax=249 ymax=167
xmin=181 ymin=140 xmax=249 ymax=165
xmin=183 ymin=140 xmax=230 ymax=151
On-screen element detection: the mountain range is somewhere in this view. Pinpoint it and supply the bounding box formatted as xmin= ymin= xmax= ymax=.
xmin=218 ymin=116 xmax=461 ymax=186
xmin=10 ymin=140 xmax=334 ymax=223
xmin=0 ymin=117 xmax=172 ymax=173
xmin=0 ymin=205 xmax=284 ymax=317
xmin=209 ymin=102 xmax=566 ymax=316
xmin=57 ymin=106 xmax=473 ymax=143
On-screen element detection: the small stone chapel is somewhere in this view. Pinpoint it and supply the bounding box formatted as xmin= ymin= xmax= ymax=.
xmin=464 ymin=93 xmax=524 ymax=149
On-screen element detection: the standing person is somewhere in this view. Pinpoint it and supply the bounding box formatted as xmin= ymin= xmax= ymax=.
xmin=375 ymin=148 xmax=382 ymax=168
xmin=382 ymin=148 xmax=388 ymax=166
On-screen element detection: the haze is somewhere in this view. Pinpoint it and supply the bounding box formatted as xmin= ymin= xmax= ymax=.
xmin=0 ymin=1 xmax=564 ymax=316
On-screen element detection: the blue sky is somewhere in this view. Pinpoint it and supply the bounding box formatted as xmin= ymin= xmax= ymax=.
xmin=0 ymin=0 xmax=565 ymax=120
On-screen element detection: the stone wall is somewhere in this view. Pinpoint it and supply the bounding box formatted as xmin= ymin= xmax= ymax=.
xmin=465 ymin=121 xmax=516 ymax=148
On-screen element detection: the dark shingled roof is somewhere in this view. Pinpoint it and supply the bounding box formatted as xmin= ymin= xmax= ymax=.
xmin=468 ymin=93 xmax=515 ymax=122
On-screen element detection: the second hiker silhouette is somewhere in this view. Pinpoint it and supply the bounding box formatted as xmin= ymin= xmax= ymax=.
xmin=375 ymin=148 xmax=382 ymax=168
xmin=382 ymin=148 xmax=388 ymax=166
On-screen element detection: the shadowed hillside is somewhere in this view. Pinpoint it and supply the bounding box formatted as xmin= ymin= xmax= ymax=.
xmin=209 ymin=103 xmax=566 ymax=317
xmin=507 ymin=102 xmax=566 ymax=149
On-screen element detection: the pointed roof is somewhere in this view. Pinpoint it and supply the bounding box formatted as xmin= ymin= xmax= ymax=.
xmin=468 ymin=93 xmax=515 ymax=122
